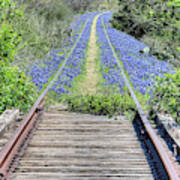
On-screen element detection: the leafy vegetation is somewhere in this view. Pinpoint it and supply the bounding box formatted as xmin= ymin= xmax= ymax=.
xmin=55 ymin=93 xmax=135 ymax=116
xmin=14 ymin=0 xmax=73 ymax=68
xmin=0 ymin=0 xmax=108 ymax=115
xmin=110 ymin=1 xmax=179 ymax=122
xmin=14 ymin=0 xmax=116 ymax=68
xmin=150 ymin=71 xmax=180 ymax=123
xmin=65 ymin=0 xmax=99 ymax=13
xmin=99 ymin=0 xmax=119 ymax=10
xmin=65 ymin=0 xmax=116 ymax=13
xmin=111 ymin=0 xmax=180 ymax=67
xmin=0 ymin=0 xmax=23 ymax=63
xmin=0 ymin=0 xmax=37 ymax=114
xmin=0 ymin=61 xmax=37 ymax=114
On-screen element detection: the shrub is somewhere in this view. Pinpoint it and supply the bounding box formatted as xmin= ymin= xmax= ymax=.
xmin=0 ymin=61 xmax=37 ymax=114
xmin=64 ymin=0 xmax=100 ymax=13
xmin=111 ymin=0 xmax=180 ymax=66
xmin=14 ymin=0 xmax=73 ymax=68
xmin=0 ymin=0 xmax=23 ymax=63
xmin=150 ymin=71 xmax=180 ymax=123
xmin=60 ymin=93 xmax=135 ymax=116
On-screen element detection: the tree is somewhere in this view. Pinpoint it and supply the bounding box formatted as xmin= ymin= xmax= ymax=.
xmin=64 ymin=0 xmax=99 ymax=13
xmin=110 ymin=0 xmax=180 ymax=66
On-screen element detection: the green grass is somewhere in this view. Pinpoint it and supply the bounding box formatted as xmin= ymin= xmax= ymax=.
xmin=14 ymin=0 xmax=73 ymax=68
xmin=58 ymin=93 xmax=135 ymax=117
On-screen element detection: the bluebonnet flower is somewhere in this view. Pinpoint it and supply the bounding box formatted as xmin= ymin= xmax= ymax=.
xmin=50 ymin=12 xmax=100 ymax=96
xmin=27 ymin=13 xmax=98 ymax=94
xmin=96 ymin=15 xmax=125 ymax=93
xmin=100 ymin=13 xmax=174 ymax=95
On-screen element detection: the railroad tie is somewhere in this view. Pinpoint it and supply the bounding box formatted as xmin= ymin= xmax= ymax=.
xmin=11 ymin=110 xmax=154 ymax=180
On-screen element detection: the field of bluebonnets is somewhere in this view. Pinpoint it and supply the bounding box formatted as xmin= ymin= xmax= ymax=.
xmin=101 ymin=13 xmax=175 ymax=95
xmin=28 ymin=13 xmax=90 ymax=91
xmin=29 ymin=12 xmax=174 ymax=95
xmin=28 ymin=12 xmax=99 ymax=93
xmin=1 ymin=0 xmax=178 ymax=121
xmin=26 ymin=12 xmax=179 ymax=119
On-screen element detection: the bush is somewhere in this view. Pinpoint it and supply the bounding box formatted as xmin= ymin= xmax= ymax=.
xmin=0 ymin=0 xmax=38 ymax=114
xmin=0 ymin=61 xmax=37 ymax=114
xmin=150 ymin=71 xmax=180 ymax=123
xmin=14 ymin=0 xmax=73 ymax=68
xmin=60 ymin=93 xmax=135 ymax=116
xmin=64 ymin=0 xmax=100 ymax=13
xmin=0 ymin=0 xmax=23 ymax=63
xmin=111 ymin=0 xmax=180 ymax=66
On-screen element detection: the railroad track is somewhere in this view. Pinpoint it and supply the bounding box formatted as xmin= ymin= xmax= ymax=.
xmin=0 ymin=14 xmax=179 ymax=180
xmin=11 ymin=111 xmax=153 ymax=180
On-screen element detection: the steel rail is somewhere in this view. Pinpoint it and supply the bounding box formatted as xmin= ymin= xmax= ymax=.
xmin=101 ymin=16 xmax=179 ymax=180
xmin=0 ymin=18 xmax=89 ymax=180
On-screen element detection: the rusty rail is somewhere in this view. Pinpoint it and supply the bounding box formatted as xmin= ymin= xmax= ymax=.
xmin=0 ymin=55 xmax=69 ymax=179
xmin=0 ymin=96 xmax=44 ymax=179
xmin=0 ymin=18 xmax=89 ymax=180
xmin=101 ymin=16 xmax=179 ymax=180
xmin=0 ymin=14 xmax=179 ymax=179
xmin=0 ymin=64 xmax=61 ymax=179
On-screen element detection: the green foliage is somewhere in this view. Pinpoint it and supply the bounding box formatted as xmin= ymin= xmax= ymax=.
xmin=14 ymin=0 xmax=73 ymax=68
xmin=167 ymin=0 xmax=180 ymax=7
xmin=59 ymin=93 xmax=135 ymax=116
xmin=0 ymin=0 xmax=38 ymax=114
xmin=64 ymin=0 xmax=118 ymax=13
xmin=111 ymin=0 xmax=180 ymax=66
xmin=96 ymin=0 xmax=119 ymax=11
xmin=150 ymin=71 xmax=180 ymax=123
xmin=65 ymin=0 xmax=101 ymax=13
xmin=0 ymin=0 xmax=23 ymax=62
xmin=0 ymin=61 xmax=38 ymax=114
